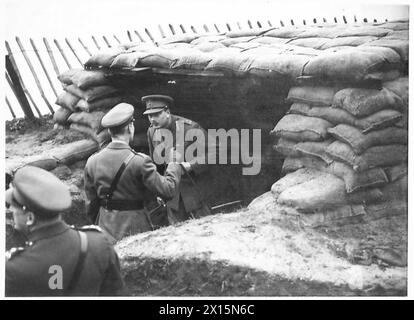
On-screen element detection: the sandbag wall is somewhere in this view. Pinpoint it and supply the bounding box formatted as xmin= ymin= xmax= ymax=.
xmin=270 ymin=77 xmax=408 ymax=224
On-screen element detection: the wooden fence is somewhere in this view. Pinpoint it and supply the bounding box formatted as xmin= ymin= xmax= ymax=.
xmin=5 ymin=15 xmax=388 ymax=120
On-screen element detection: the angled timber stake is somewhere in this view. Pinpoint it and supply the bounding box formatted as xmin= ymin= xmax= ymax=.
xmin=191 ymin=25 xmax=198 ymax=34
xmin=134 ymin=30 xmax=145 ymax=42
xmin=15 ymin=37 xmax=54 ymax=114
xmin=91 ymin=36 xmax=101 ymax=50
xmin=226 ymin=23 xmax=231 ymax=32
xmin=78 ymin=38 xmax=92 ymax=56
xmin=290 ymin=19 xmax=295 ymax=26
xmin=144 ymin=28 xmax=155 ymax=43
xmin=373 ymin=18 xmax=377 ymax=23
xmin=127 ymin=30 xmax=133 ymax=42
xmin=180 ymin=24 xmax=186 ymax=34
xmin=43 ymin=38 xmax=61 ymax=76
xmin=203 ymin=24 xmax=209 ymax=33
xmin=169 ymin=24 xmax=176 ymax=35
xmin=30 ymin=38 xmax=59 ymax=98
xmin=113 ymin=35 xmax=121 ymax=44
xmin=354 ymin=15 xmax=358 ymax=23
xmin=334 ymin=17 xmax=338 ymax=23
xmin=247 ymin=20 xmax=253 ymax=29
xmin=214 ymin=24 xmax=220 ymax=33
xmin=5 ymin=69 xmax=36 ymax=119
xmin=102 ymin=35 xmax=112 ymax=48
xmin=363 ymin=18 xmax=368 ymax=23
xmin=257 ymin=21 xmax=262 ymax=28
xmin=54 ymin=38 xmax=72 ymax=69
xmin=323 ymin=18 xmax=327 ymax=23
xmin=313 ymin=18 xmax=317 ymax=24
xmin=5 ymin=96 xmax=16 ymax=119
xmin=280 ymin=20 xmax=285 ymax=27
xmin=65 ymin=38 xmax=83 ymax=66
xmin=303 ymin=19 xmax=307 ymax=25
xmin=343 ymin=15 xmax=348 ymax=24
xmin=267 ymin=20 xmax=273 ymax=27
xmin=158 ymin=25 xmax=166 ymax=38
xmin=236 ymin=22 xmax=242 ymax=30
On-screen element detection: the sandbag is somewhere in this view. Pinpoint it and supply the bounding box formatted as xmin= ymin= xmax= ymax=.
xmin=287 ymin=86 xmax=338 ymax=106
xmin=332 ymin=87 xmax=403 ymax=117
xmin=136 ymin=49 xmax=182 ymax=68
xmin=271 ymin=168 xmax=322 ymax=197
xmin=69 ymin=123 xmax=102 ymax=142
xmin=289 ymin=103 xmax=402 ymax=133
xmin=303 ymin=47 xmax=401 ymax=81
xmin=282 ymin=156 xmax=389 ymax=193
xmin=328 ymin=124 xmax=407 ymax=154
xmin=271 ymin=114 xmax=333 ymax=142
xmin=297 ymin=26 xmax=346 ymax=39
xmin=326 ymin=141 xmax=407 ymax=172
xmin=363 ymin=39 xmax=408 ymax=62
xmin=190 ymin=35 xmax=227 ymax=45
xmin=273 ymin=138 xmax=301 ymax=157
xmin=55 ymin=91 xmax=80 ymax=111
xmin=110 ymin=51 xmax=145 ymax=69
xmin=159 ymin=43 xmax=194 ymax=50
xmin=84 ymin=48 xmax=125 ymax=68
xmin=67 ymin=111 xmax=105 ymax=131
xmin=337 ymin=26 xmax=392 ymax=37
xmin=57 ymin=69 xmax=82 ymax=85
xmin=192 ymin=42 xmax=226 ymax=52
xmin=64 ymin=84 xmax=120 ymax=103
xmin=385 ymin=30 xmax=409 ymax=40
xmin=248 ymin=54 xmax=311 ymax=79
xmin=380 ymin=175 xmax=408 ymax=202
xmin=366 ymin=200 xmax=407 ymax=221
xmin=288 ymin=37 xmax=330 ymax=49
xmin=382 ymin=77 xmax=408 ymax=105
xmin=204 ymin=52 xmax=253 ymax=74
xmin=171 ymin=51 xmax=213 ymax=70
xmin=320 ymin=36 xmax=378 ymax=49
xmin=264 ymin=27 xmax=306 ymax=38
xmin=53 ymin=139 xmax=99 ymax=165
xmin=157 ymin=34 xmax=199 ymax=45
xmin=294 ymin=140 xmax=333 ymax=164
xmin=26 ymin=158 xmax=59 ymax=172
xmin=75 ymin=96 xmax=123 ymax=112
xmin=219 ymin=36 xmax=256 ymax=46
xmin=71 ymin=69 xmax=110 ymax=89
xmin=249 ymin=36 xmax=291 ymax=45
xmin=384 ymin=163 xmax=408 ymax=182
xmin=53 ymin=107 xmax=73 ymax=125
xmin=380 ymin=21 xmax=408 ymax=31
xmin=226 ymin=28 xmax=272 ymax=38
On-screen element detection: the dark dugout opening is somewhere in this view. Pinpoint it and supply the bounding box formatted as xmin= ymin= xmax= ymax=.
xmin=110 ymin=71 xmax=293 ymax=208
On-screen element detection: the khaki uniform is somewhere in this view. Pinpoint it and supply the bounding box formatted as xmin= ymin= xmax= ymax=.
xmin=84 ymin=141 xmax=181 ymax=242
xmin=6 ymin=220 xmax=124 ymax=296
xmin=147 ymin=114 xmax=214 ymax=223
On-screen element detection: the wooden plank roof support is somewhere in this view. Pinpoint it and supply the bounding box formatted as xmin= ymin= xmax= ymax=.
xmin=54 ymin=39 xmax=72 ymax=69
xmin=65 ymin=38 xmax=84 ymax=66
xmin=15 ymin=37 xmax=54 ymax=114
xmin=134 ymin=30 xmax=145 ymax=42
xmin=30 ymin=38 xmax=59 ymax=98
xmin=102 ymin=36 xmax=112 ymax=48
xmin=91 ymin=36 xmax=101 ymax=50
xmin=5 ymin=96 xmax=16 ymax=119
xmin=113 ymin=35 xmax=121 ymax=44
xmin=127 ymin=31 xmax=133 ymax=42
xmin=158 ymin=25 xmax=166 ymax=38
xmin=169 ymin=24 xmax=176 ymax=35
xmin=43 ymin=38 xmax=61 ymax=77
xmin=5 ymin=69 xmax=36 ymax=119
xmin=78 ymin=38 xmax=92 ymax=56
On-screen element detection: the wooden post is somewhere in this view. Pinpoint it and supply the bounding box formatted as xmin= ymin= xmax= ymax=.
xmin=313 ymin=18 xmax=317 ymax=24
xmin=127 ymin=31 xmax=133 ymax=42
xmin=144 ymin=28 xmax=155 ymax=43
xmin=102 ymin=35 xmax=112 ymax=48
xmin=267 ymin=20 xmax=272 ymax=27
xmin=180 ymin=24 xmax=186 ymax=33
xmin=214 ymin=24 xmax=220 ymax=33
xmin=334 ymin=17 xmax=338 ymax=23
xmin=158 ymin=25 xmax=166 ymax=38
xmin=78 ymin=38 xmax=92 ymax=56
xmin=15 ymin=37 xmax=54 ymax=114
xmin=54 ymin=38 xmax=72 ymax=69
xmin=323 ymin=17 xmax=327 ymax=23
xmin=30 ymin=38 xmax=59 ymax=98
xmin=280 ymin=20 xmax=285 ymax=27
xmin=5 ymin=96 xmax=16 ymax=119
xmin=203 ymin=24 xmax=209 ymax=33
xmin=113 ymin=35 xmax=121 ymax=44
xmin=5 ymin=42 xmax=42 ymax=117
xmin=343 ymin=15 xmax=348 ymax=24
xmin=169 ymin=24 xmax=176 ymax=35
xmin=191 ymin=25 xmax=198 ymax=34
xmin=5 ymin=68 xmax=35 ymax=119
xmin=291 ymin=19 xmax=295 ymax=26
xmin=257 ymin=21 xmax=262 ymax=28
xmin=303 ymin=19 xmax=307 ymax=25
xmin=226 ymin=23 xmax=231 ymax=31
xmin=91 ymin=36 xmax=101 ymax=50
xmin=43 ymin=38 xmax=61 ymax=76
xmin=65 ymin=38 xmax=83 ymax=66
xmin=247 ymin=20 xmax=253 ymax=29
xmin=134 ymin=30 xmax=145 ymax=42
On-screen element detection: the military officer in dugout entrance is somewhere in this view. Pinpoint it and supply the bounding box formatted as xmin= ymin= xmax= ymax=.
xmin=84 ymin=102 xmax=183 ymax=242
xmin=5 ymin=166 xmax=124 ymax=296
xmin=143 ymin=95 xmax=214 ymax=224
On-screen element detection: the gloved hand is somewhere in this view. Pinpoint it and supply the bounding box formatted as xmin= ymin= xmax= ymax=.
xmin=180 ymin=162 xmax=192 ymax=172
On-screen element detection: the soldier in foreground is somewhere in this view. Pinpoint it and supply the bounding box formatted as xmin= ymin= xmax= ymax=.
xmin=84 ymin=103 xmax=183 ymax=242
xmin=5 ymin=165 xmax=124 ymax=296
xmin=143 ymin=95 xmax=214 ymax=224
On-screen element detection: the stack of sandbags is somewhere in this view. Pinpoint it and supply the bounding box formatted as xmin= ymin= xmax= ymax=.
xmin=53 ymin=68 xmax=126 ymax=146
xmin=270 ymin=83 xmax=408 ymax=225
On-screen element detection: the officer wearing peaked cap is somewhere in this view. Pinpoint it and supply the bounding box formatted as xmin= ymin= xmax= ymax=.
xmin=143 ymin=95 xmax=215 ymax=224
xmin=84 ymin=102 xmax=183 ymax=242
xmin=5 ymin=166 xmax=124 ymax=296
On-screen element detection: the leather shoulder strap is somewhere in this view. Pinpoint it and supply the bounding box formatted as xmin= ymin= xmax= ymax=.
xmin=105 ymin=152 xmax=135 ymax=201
xmin=66 ymin=231 xmax=88 ymax=295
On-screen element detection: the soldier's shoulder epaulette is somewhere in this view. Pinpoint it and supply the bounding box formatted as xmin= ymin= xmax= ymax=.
xmin=6 ymin=246 xmax=26 ymax=261
xmin=74 ymin=225 xmax=103 ymax=233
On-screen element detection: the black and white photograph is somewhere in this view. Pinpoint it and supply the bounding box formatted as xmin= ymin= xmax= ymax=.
xmin=2 ymin=0 xmax=411 ymax=302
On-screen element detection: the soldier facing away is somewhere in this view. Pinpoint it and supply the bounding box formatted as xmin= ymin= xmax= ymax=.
xmin=5 ymin=165 xmax=125 ymax=296
xmin=84 ymin=102 xmax=183 ymax=242
xmin=143 ymin=95 xmax=215 ymax=224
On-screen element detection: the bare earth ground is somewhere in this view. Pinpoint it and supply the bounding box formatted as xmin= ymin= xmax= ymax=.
xmin=5 ymin=117 xmax=408 ymax=296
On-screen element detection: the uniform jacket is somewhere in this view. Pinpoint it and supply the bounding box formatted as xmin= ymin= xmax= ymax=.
xmin=84 ymin=141 xmax=182 ymax=237
xmin=6 ymin=220 xmax=124 ymax=296
xmin=147 ymin=114 xmax=215 ymax=212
